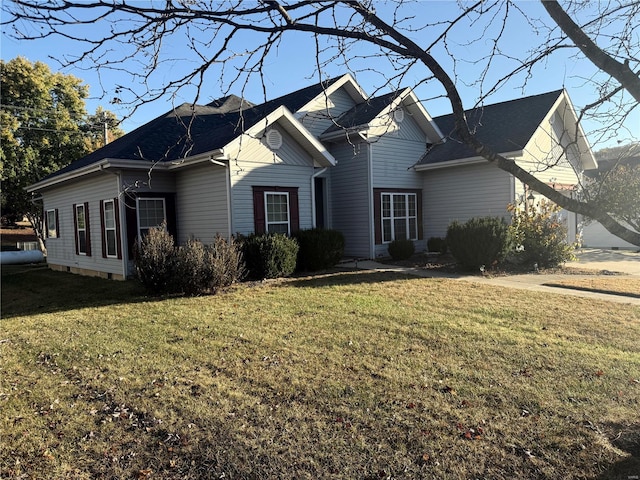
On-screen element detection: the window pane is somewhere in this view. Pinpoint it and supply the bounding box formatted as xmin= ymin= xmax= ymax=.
xmin=106 ymin=230 xmax=117 ymax=256
xmin=393 ymin=195 xmax=406 ymax=217
xmin=76 ymin=206 xmax=85 ymax=229
xmin=383 ymin=219 xmax=392 ymax=242
xmin=266 ymin=194 xmax=288 ymax=222
xmin=409 ymin=218 xmax=417 ymax=240
xmin=78 ymin=231 xmax=87 ymax=253
xmin=382 ymin=194 xmax=391 ymax=218
xmin=394 ymin=218 xmax=407 ymax=239
xmin=267 ymin=223 xmax=289 ymax=235
xmin=139 ymin=199 xmax=165 ymax=229
xmin=408 ymin=195 xmax=416 ymax=216
xmin=104 ymin=201 xmax=115 ymax=229
xmin=47 ymin=210 xmax=57 ymax=237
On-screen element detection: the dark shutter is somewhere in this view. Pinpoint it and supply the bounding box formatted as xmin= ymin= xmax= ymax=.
xmin=73 ymin=204 xmax=79 ymax=255
xmin=253 ymin=187 xmax=266 ymax=234
xmin=114 ymin=198 xmax=122 ymax=259
xmin=84 ymin=201 xmax=91 ymax=256
xmin=417 ymin=190 xmax=424 ymax=241
xmin=100 ymin=200 xmax=107 ymax=259
xmin=289 ymin=188 xmax=299 ymax=233
xmin=55 ymin=209 xmax=59 ymax=238
xmin=44 ymin=210 xmax=49 ymax=239
xmin=125 ymin=195 xmax=138 ymax=258
xmin=373 ymin=189 xmax=382 ymax=245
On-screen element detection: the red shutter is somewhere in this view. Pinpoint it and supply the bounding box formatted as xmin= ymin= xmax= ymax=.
xmin=289 ymin=188 xmax=299 ymax=233
xmin=417 ymin=190 xmax=424 ymax=240
xmin=114 ymin=198 xmax=122 ymax=259
xmin=100 ymin=200 xmax=107 ymax=258
xmin=73 ymin=204 xmax=79 ymax=255
xmin=253 ymin=187 xmax=266 ymax=234
xmin=373 ymin=189 xmax=382 ymax=245
xmin=84 ymin=201 xmax=92 ymax=257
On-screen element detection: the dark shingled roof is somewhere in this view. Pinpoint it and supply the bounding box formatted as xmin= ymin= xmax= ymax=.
xmin=323 ymin=91 xmax=402 ymax=134
xmin=44 ymin=78 xmax=342 ymax=181
xmin=416 ymin=90 xmax=564 ymax=166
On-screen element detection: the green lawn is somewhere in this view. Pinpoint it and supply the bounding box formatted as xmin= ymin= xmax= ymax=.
xmin=1 ymin=265 xmax=639 ymax=479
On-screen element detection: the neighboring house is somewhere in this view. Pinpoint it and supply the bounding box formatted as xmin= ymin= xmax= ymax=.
xmin=581 ymin=152 xmax=640 ymax=249
xmin=27 ymin=74 xmax=596 ymax=279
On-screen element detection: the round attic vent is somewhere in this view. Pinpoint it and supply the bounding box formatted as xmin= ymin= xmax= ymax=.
xmin=393 ymin=108 xmax=405 ymax=123
xmin=266 ymin=129 xmax=283 ymax=150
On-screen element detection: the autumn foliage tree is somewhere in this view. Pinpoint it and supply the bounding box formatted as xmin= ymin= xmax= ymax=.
xmin=3 ymin=1 xmax=640 ymax=245
xmin=0 ymin=56 xmax=123 ymax=247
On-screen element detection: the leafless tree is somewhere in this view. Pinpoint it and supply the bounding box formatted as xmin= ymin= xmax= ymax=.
xmin=3 ymin=0 xmax=639 ymax=244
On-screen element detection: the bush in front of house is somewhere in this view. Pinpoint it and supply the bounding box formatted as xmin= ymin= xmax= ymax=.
xmin=508 ymin=201 xmax=576 ymax=268
xmin=135 ymin=228 xmax=245 ymax=295
xmin=134 ymin=224 xmax=177 ymax=294
xmin=387 ymin=238 xmax=415 ymax=260
xmin=446 ymin=217 xmax=512 ymax=270
xmin=241 ymin=233 xmax=299 ymax=279
xmin=294 ymin=228 xmax=345 ymax=271
xmin=427 ymin=236 xmax=447 ymax=254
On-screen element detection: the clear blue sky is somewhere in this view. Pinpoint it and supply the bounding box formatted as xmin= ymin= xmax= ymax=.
xmin=2 ymin=1 xmax=638 ymax=150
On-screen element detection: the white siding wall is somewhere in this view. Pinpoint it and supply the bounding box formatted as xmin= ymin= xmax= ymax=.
xmin=299 ymin=88 xmax=358 ymax=138
xmin=327 ymin=141 xmax=372 ymax=258
xmin=423 ymin=162 xmax=513 ymax=239
xmin=175 ymin=163 xmax=230 ymax=243
xmin=228 ymin=127 xmax=316 ymax=235
xmin=42 ymin=172 xmax=123 ymax=276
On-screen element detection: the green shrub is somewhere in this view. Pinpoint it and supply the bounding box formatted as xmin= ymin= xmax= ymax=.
xmin=134 ymin=225 xmax=177 ymax=294
xmin=241 ymin=233 xmax=299 ymax=279
xmin=427 ymin=236 xmax=447 ymax=254
xmin=387 ymin=238 xmax=415 ymax=260
xmin=294 ymin=228 xmax=345 ymax=271
xmin=508 ymin=200 xmax=576 ymax=268
xmin=446 ymin=217 xmax=512 ymax=270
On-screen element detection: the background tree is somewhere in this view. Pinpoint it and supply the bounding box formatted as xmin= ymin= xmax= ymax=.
xmin=0 ymin=56 xmax=124 ymax=248
xmin=584 ymin=143 xmax=640 ymax=233
xmin=3 ymin=1 xmax=639 ymax=245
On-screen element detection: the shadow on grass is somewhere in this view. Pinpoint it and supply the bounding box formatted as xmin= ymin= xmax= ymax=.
xmin=283 ymin=267 xmax=429 ymax=288
xmin=1 ymin=264 xmax=150 ymax=319
xmin=597 ymin=422 xmax=640 ymax=480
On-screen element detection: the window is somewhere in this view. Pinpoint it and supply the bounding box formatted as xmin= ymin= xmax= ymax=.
xmin=73 ymin=203 xmax=91 ymax=256
xmin=252 ymin=186 xmax=299 ymax=235
xmin=265 ymin=192 xmax=290 ymax=234
xmin=46 ymin=209 xmax=58 ymax=238
xmin=377 ymin=191 xmax=419 ymax=243
xmin=100 ymin=199 xmax=121 ymax=258
xmin=137 ymin=198 xmax=166 ymax=237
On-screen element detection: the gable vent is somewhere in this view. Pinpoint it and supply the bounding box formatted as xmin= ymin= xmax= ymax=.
xmin=266 ymin=129 xmax=283 ymax=150
xmin=393 ymin=108 xmax=405 ymax=123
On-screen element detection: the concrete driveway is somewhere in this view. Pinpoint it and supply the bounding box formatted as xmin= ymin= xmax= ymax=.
xmin=571 ymin=248 xmax=640 ymax=275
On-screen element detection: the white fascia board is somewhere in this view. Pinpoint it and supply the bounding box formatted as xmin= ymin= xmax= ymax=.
xmin=26 ymin=158 xmax=128 ymax=192
xmin=558 ymin=91 xmax=598 ymax=170
xmin=229 ymin=105 xmax=336 ymax=167
xmin=166 ymin=148 xmax=227 ymax=170
xmin=413 ymin=150 xmax=523 ymax=171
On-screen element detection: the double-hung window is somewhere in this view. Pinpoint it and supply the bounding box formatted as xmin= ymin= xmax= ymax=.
xmin=46 ymin=209 xmax=58 ymax=238
xmin=74 ymin=203 xmax=91 ymax=256
xmin=137 ymin=198 xmax=166 ymax=237
xmin=265 ymin=192 xmax=290 ymax=235
xmin=381 ymin=192 xmax=418 ymax=243
xmin=101 ymin=199 xmax=118 ymax=258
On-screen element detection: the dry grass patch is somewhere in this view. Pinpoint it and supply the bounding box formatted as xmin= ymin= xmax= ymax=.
xmin=1 ymin=267 xmax=639 ymax=479
xmin=544 ymin=276 xmax=640 ymax=297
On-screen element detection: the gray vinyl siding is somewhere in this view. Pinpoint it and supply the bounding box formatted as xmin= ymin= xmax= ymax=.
xmin=120 ymin=171 xmax=176 ymax=193
xmin=422 ymin=162 xmax=512 ymax=239
xmin=175 ymin=163 xmax=230 ymax=243
xmin=228 ymin=133 xmax=316 ymax=235
xmin=42 ymin=173 xmax=123 ymax=275
xmin=328 ymin=141 xmax=372 ymax=258
xmin=299 ymin=88 xmax=358 ymax=138
xmin=371 ymin=118 xmax=429 ymax=257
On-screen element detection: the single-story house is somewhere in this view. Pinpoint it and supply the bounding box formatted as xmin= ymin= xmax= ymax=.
xmin=28 ymin=74 xmax=596 ymax=279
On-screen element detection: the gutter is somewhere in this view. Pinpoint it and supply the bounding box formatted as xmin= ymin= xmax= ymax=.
xmin=413 ymin=150 xmax=523 ymax=172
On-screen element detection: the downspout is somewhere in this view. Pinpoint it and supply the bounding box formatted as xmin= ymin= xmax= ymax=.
xmin=311 ymin=167 xmax=327 ymax=228
xmin=358 ymin=132 xmax=375 ymax=259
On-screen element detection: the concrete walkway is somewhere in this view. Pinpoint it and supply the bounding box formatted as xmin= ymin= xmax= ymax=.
xmin=340 ymin=249 xmax=640 ymax=306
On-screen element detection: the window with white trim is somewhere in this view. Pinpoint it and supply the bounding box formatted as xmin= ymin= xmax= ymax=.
xmin=137 ymin=198 xmax=166 ymax=237
xmin=75 ymin=204 xmax=88 ymax=254
xmin=103 ymin=200 xmax=118 ymax=257
xmin=381 ymin=192 xmax=418 ymax=242
xmin=46 ymin=209 xmax=58 ymax=238
xmin=265 ymin=192 xmax=290 ymax=235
